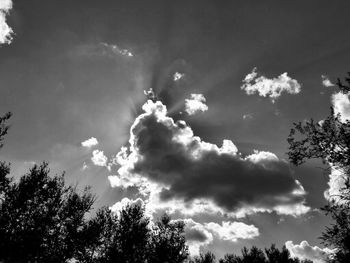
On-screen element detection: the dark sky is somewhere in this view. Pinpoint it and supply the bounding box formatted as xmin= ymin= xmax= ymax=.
xmin=1 ymin=0 xmax=350 ymax=260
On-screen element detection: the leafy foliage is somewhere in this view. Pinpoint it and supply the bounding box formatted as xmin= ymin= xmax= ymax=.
xmin=150 ymin=214 xmax=189 ymax=263
xmin=0 ymin=163 xmax=95 ymax=262
xmin=287 ymin=72 xmax=350 ymax=262
xmin=0 ymin=112 xmax=11 ymax=149
xmin=191 ymin=251 xmax=216 ymax=263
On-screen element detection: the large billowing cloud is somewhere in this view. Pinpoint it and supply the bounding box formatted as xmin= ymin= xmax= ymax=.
xmin=0 ymin=0 xmax=13 ymax=45
xmin=285 ymin=241 xmax=335 ymax=263
xmin=241 ymin=67 xmax=301 ymax=102
xmin=110 ymin=100 xmax=309 ymax=217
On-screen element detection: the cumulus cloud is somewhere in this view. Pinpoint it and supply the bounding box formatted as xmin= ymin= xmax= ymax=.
xmin=241 ymin=67 xmax=301 ymax=102
xmin=0 ymin=0 xmax=13 ymax=45
xmin=322 ymin=75 xmax=335 ymax=87
xmin=286 ymin=241 xmax=335 ymax=263
xmin=180 ymin=219 xmax=258 ymax=256
xmin=185 ymin=94 xmax=208 ymax=115
xmin=332 ymin=92 xmax=350 ymax=122
xmin=81 ymin=137 xmax=99 ymax=148
xmin=110 ymin=100 xmax=309 ymax=217
xmin=182 ymin=219 xmax=214 ymax=256
xmin=91 ymin=149 xmax=108 ymax=167
xmin=205 ymin=221 xmax=259 ymax=242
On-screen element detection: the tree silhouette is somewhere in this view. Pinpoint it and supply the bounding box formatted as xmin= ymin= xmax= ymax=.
xmin=287 ymin=72 xmax=350 ymax=262
xmin=0 ymin=112 xmax=12 ymax=201
xmin=0 ymin=163 xmax=95 ymax=262
xmin=218 ymin=245 xmax=312 ymax=263
xmin=0 ymin=112 xmax=11 ymax=150
xmin=149 ymin=214 xmax=189 ymax=263
xmin=105 ymin=203 xmax=151 ymax=263
xmin=191 ymin=251 xmax=216 ymax=263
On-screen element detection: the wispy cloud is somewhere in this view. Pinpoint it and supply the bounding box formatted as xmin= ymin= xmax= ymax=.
xmin=241 ymin=67 xmax=301 ymax=102
xmin=321 ymin=75 xmax=335 ymax=87
xmin=72 ymin=42 xmax=134 ymax=59
xmin=185 ymin=94 xmax=208 ymax=115
xmin=100 ymin=42 xmax=133 ymax=57
xmin=0 ymin=0 xmax=13 ymax=45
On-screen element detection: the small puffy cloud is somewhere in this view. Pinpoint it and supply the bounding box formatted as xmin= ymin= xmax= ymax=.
xmin=111 ymin=100 xmax=309 ymax=218
xmin=241 ymin=68 xmax=301 ymax=102
xmin=91 ymin=149 xmax=108 ymax=167
xmin=173 ymin=72 xmax=185 ymax=81
xmin=332 ymin=92 xmax=350 ymax=122
xmin=185 ymin=94 xmax=208 ymax=115
xmin=81 ymin=137 xmax=99 ymax=148
xmin=205 ymin=221 xmax=259 ymax=242
xmin=286 ymin=240 xmax=336 ymax=263
xmin=0 ymin=0 xmax=13 ymax=45
xmin=321 ymin=75 xmax=335 ymax=87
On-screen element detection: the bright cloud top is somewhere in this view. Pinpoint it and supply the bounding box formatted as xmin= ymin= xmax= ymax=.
xmin=81 ymin=137 xmax=99 ymax=148
xmin=321 ymin=75 xmax=335 ymax=87
xmin=91 ymin=149 xmax=108 ymax=167
xmin=185 ymin=94 xmax=208 ymax=115
xmin=241 ymin=67 xmax=301 ymax=102
xmin=0 ymin=0 xmax=13 ymax=45
xmin=110 ymin=100 xmax=309 ymax=218
xmin=286 ymin=241 xmax=335 ymax=263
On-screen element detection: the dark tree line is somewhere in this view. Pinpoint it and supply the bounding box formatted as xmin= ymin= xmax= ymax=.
xmin=191 ymin=245 xmax=312 ymax=263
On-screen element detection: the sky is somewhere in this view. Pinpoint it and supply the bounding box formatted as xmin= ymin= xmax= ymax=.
xmin=1 ymin=0 xmax=350 ymax=261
